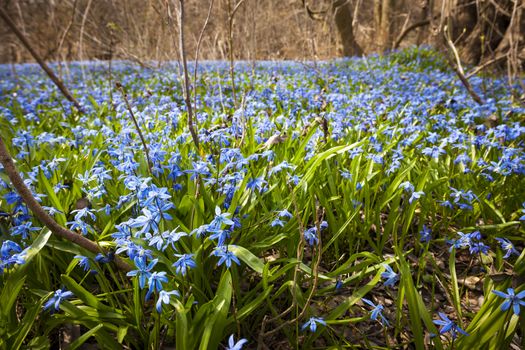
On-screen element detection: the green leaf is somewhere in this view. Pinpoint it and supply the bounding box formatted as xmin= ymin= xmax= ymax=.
xmin=228 ymin=245 xmax=265 ymax=274
xmin=199 ymin=270 xmax=232 ymax=350
xmin=61 ymin=275 xmax=114 ymax=313
xmin=8 ymin=294 xmax=49 ymax=350
xmin=67 ymin=324 xmax=104 ymax=350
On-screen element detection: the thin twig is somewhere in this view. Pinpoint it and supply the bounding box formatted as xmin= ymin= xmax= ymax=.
xmin=0 ymin=7 xmax=83 ymax=113
xmin=393 ymin=19 xmax=431 ymax=49
xmin=116 ymin=82 xmax=153 ymax=175
xmin=0 ymin=137 xmax=131 ymax=272
xmin=175 ymin=0 xmax=200 ymax=151
xmin=443 ymin=22 xmax=484 ymax=105
xmin=258 ymin=190 xmax=323 ymax=346
xmin=56 ymin=0 xmax=78 ymax=62
xmin=193 ymin=0 xmax=215 ymax=114
xmin=466 ymin=54 xmax=507 ymax=78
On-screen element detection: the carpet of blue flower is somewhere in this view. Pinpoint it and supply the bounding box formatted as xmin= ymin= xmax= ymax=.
xmin=1 ymin=48 xmax=525 ymax=349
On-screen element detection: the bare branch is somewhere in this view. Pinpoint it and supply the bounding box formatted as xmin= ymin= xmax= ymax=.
xmin=393 ymin=19 xmax=431 ymax=49
xmin=443 ymin=22 xmax=484 ymax=105
xmin=0 ymin=7 xmax=83 ymax=113
xmin=0 ymin=137 xmax=131 ymax=272
xmin=116 ymin=82 xmax=153 ymax=176
xmin=174 ymin=0 xmax=200 ymax=150
xmin=194 ymin=0 xmax=215 ymax=113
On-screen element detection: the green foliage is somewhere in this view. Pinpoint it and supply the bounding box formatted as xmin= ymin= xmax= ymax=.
xmin=0 ymin=47 xmax=524 ymax=348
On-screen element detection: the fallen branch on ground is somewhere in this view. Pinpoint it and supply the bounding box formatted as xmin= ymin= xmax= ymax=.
xmin=0 ymin=136 xmax=132 ymax=272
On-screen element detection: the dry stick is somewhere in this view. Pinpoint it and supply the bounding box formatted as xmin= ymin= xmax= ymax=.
xmin=466 ymin=54 xmax=508 ymax=78
xmin=443 ymin=23 xmax=485 ymax=105
xmin=176 ymin=0 xmax=200 ymax=151
xmin=227 ymin=0 xmax=246 ymax=108
xmin=0 ymin=7 xmax=83 ymax=113
xmin=0 ymin=137 xmax=132 ymax=272
xmin=193 ymin=0 xmax=215 ymax=114
xmin=56 ymin=0 xmax=78 ymax=62
xmin=79 ymin=0 xmax=93 ymax=80
xmin=116 ymin=83 xmax=153 ymax=176
xmin=393 ymin=19 xmax=431 ymax=49
xmin=257 ymin=191 xmax=323 ymax=348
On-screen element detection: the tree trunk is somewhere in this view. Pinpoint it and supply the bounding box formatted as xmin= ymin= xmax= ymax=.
xmin=332 ymin=0 xmax=363 ymax=56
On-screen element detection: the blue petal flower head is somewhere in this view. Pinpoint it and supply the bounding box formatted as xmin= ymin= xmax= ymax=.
xmin=190 ymin=224 xmax=209 ymax=238
xmin=146 ymin=271 xmax=168 ymax=301
xmin=381 ymin=264 xmax=399 ymax=287
xmin=127 ymin=257 xmax=157 ymax=289
xmin=495 ymin=238 xmax=519 ymax=259
xmin=208 ymin=229 xmax=231 ymax=246
xmin=277 ymin=209 xmax=293 ymax=219
xmin=422 ymin=146 xmax=446 ymax=159
xmin=362 ymin=298 xmax=389 ymax=326
xmin=128 ymin=208 xmax=161 ymax=236
xmin=271 ymin=218 xmax=286 ymax=227
xmin=246 ymin=177 xmax=267 ymax=193
xmin=304 ymin=227 xmax=319 ymax=246
xmin=162 ymin=228 xmax=188 ymax=250
xmin=172 ymin=254 xmax=196 ymax=276
xmin=419 ymin=225 xmax=432 ymax=243
xmin=409 ymin=191 xmax=425 ymax=204
xmin=432 ymin=312 xmax=468 ymax=338
xmin=492 ymin=288 xmax=525 ymax=315
xmin=42 ymin=206 xmax=64 ymax=216
xmin=447 ymin=231 xmax=471 ymax=252
xmin=146 ymin=233 xmax=166 ymax=251
xmin=74 ymin=255 xmax=92 ymax=272
xmin=1 ymin=240 xmax=22 ymax=257
xmin=155 ymin=290 xmax=180 ymax=313
xmin=339 ymin=170 xmax=352 ymax=180
xmin=301 ymin=317 xmax=326 ymax=332
xmin=212 ymin=246 xmax=241 ymax=268
xmin=10 ymin=221 xmax=41 ymax=239
xmin=225 ymin=334 xmax=248 ymax=350
xmin=67 ymin=219 xmax=92 ymax=236
xmin=44 ymin=289 xmax=74 ymax=313
xmin=95 ymin=252 xmax=114 ymax=264
xmin=209 ymin=206 xmax=235 ymax=231
xmin=71 ymin=207 xmax=96 ymax=222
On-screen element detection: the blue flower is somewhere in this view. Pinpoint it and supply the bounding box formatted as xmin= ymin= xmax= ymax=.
xmin=408 ymin=191 xmax=425 ymax=204
xmin=67 ymin=219 xmax=92 ymax=236
xmin=271 ymin=218 xmax=286 ymax=227
xmin=492 ymin=288 xmax=525 ymax=315
xmin=74 ymin=255 xmax=91 ymax=271
xmin=304 ymin=227 xmax=319 ymax=246
xmin=495 ymin=238 xmax=519 ymax=259
xmin=209 ymin=206 xmax=235 ymax=231
xmin=212 ymin=246 xmax=240 ymax=268
xmin=1 ymin=240 xmax=22 ymax=257
xmin=277 ymin=209 xmax=293 ymax=219
xmin=362 ymin=298 xmax=389 ymax=326
xmin=146 ymin=271 xmax=168 ymax=301
xmin=419 ymin=225 xmax=432 ymax=243
xmin=225 ymin=334 xmax=247 ymax=350
xmin=432 ymin=312 xmax=468 ymax=338
xmin=381 ymin=264 xmax=398 ymax=287
xmin=43 ymin=289 xmax=74 ymax=312
xmin=301 ymin=316 xmax=326 ymax=332
xmin=126 ymin=257 xmax=157 ymax=289
xmin=128 ymin=208 xmax=161 ymax=236
xmin=10 ymin=221 xmax=41 ymax=239
xmin=172 ymin=254 xmax=196 ymax=276
xmin=155 ymin=290 xmax=180 ymax=313
xmin=246 ymin=177 xmax=267 ymax=193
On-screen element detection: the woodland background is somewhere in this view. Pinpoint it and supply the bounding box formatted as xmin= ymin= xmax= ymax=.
xmin=0 ymin=0 xmax=523 ymax=75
